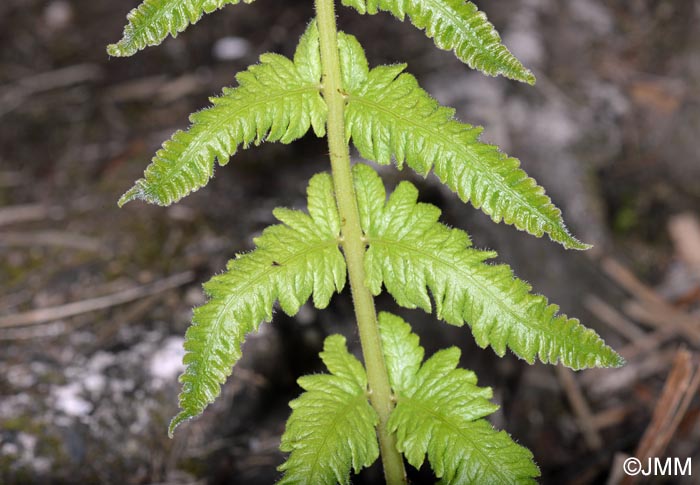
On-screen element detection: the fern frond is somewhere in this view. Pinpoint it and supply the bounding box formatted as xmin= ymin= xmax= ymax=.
xmin=278 ymin=335 xmax=379 ymax=484
xmin=109 ymin=0 xmax=254 ymax=57
xmin=377 ymin=311 xmax=423 ymax=394
xmin=379 ymin=312 xmax=539 ymax=484
xmin=340 ymin=39 xmax=586 ymax=249
xmin=341 ymin=0 xmax=534 ymax=84
xmin=169 ymin=173 xmax=346 ymax=435
xmin=354 ymin=164 xmax=623 ymax=369
xmin=119 ymin=22 xmax=326 ymax=207
xmin=337 ymin=32 xmax=369 ymax=93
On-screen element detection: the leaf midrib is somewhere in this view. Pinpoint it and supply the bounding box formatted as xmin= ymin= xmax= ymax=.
xmin=214 ymin=238 xmax=341 ymax=326
xmin=368 ymin=235 xmax=568 ymax=342
xmin=417 ymin=0 xmax=510 ymax=71
xmin=347 ymin=92 xmax=561 ymax=239
xmin=371 ymin=231 xmax=613 ymax=362
xmin=396 ymin=394 xmax=515 ymax=483
xmin=307 ymin=390 xmax=370 ymax=481
xmin=372 ymin=0 xmax=527 ymax=78
xmin=186 ymin=239 xmax=341 ymax=404
xmin=146 ymin=84 xmax=321 ymax=198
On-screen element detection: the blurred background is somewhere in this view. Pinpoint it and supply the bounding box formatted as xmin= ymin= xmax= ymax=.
xmin=1 ymin=0 xmax=699 ymax=483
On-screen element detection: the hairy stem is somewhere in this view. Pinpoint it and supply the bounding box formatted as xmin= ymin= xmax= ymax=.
xmin=314 ymin=1 xmax=407 ymax=483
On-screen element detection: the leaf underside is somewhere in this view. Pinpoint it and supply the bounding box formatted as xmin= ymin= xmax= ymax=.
xmin=119 ymin=22 xmax=326 ymax=207
xmin=278 ymin=335 xmax=379 ymax=484
xmin=109 ymin=0 xmax=255 ymax=57
xmin=340 ymin=0 xmax=534 ymax=84
xmin=169 ymin=173 xmax=346 ymax=436
xmin=354 ymin=164 xmax=623 ymax=369
xmin=380 ymin=312 xmax=540 ymax=484
xmin=338 ymin=32 xmax=587 ymax=250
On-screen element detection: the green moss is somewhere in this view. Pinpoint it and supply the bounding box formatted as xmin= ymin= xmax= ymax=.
xmin=613 ymin=204 xmax=638 ymax=233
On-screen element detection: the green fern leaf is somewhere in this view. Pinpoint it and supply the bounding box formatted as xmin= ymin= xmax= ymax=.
xmin=354 ymin=164 xmax=623 ymax=369
xmin=278 ymin=335 xmax=379 ymax=484
xmin=377 ymin=312 xmax=423 ymax=394
xmin=339 ymin=39 xmax=586 ymax=250
xmin=340 ymin=0 xmax=534 ymax=84
xmin=379 ymin=312 xmax=539 ymax=484
xmin=169 ymin=173 xmax=346 ymax=436
xmin=337 ymin=32 xmax=369 ymax=93
xmin=119 ymin=22 xmax=326 ymax=207
xmin=109 ymin=0 xmax=255 ymax=57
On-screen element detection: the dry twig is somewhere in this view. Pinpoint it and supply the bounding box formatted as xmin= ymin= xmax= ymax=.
xmin=620 ymin=348 xmax=700 ymax=485
xmin=668 ymin=213 xmax=700 ymax=270
xmin=633 ymin=348 xmax=700 ymax=461
xmin=556 ymin=366 xmax=603 ymax=450
xmin=0 ymin=64 xmax=102 ymax=117
xmin=0 ymin=230 xmax=102 ymax=252
xmin=0 ymin=271 xmax=194 ymax=329
xmin=585 ymin=294 xmax=646 ymax=342
xmin=0 ymin=204 xmax=56 ymax=226
xmin=602 ymin=258 xmax=700 ymax=345
xmin=584 ymin=348 xmax=677 ymax=394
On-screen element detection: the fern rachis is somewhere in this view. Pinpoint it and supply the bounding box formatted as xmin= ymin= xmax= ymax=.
xmin=110 ymin=0 xmax=623 ymax=483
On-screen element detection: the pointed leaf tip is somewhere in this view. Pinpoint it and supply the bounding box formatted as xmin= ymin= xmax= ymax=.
xmin=167 ymin=411 xmax=192 ymax=438
xmin=340 ymin=0 xmax=535 ymax=84
xmin=343 ymin=59 xmax=587 ymax=249
xmin=117 ymin=184 xmax=144 ymax=207
xmin=556 ymin=233 xmax=593 ymax=251
xmin=610 ymin=352 xmax=626 ymax=368
xmin=524 ymin=70 xmax=537 ymax=86
xmin=571 ymin=241 xmax=594 ymax=251
xmin=106 ymin=43 xmax=122 ymax=57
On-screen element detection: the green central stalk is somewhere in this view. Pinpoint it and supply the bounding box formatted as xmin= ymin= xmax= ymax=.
xmin=313 ymin=1 xmax=407 ymax=483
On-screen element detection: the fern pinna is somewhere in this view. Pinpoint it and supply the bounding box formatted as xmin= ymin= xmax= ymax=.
xmin=111 ymin=1 xmax=623 ymax=483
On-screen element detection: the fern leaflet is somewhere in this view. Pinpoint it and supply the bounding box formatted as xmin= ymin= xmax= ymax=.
xmin=379 ymin=312 xmax=539 ymax=484
xmin=109 ymin=0 xmax=255 ymax=57
xmin=278 ymin=335 xmax=379 ymax=484
xmin=169 ymin=173 xmax=346 ymax=435
xmin=119 ymin=22 xmax=326 ymax=207
xmin=339 ymin=34 xmax=586 ymax=249
xmin=354 ymin=164 xmax=623 ymax=369
xmin=340 ymin=0 xmax=534 ymax=84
